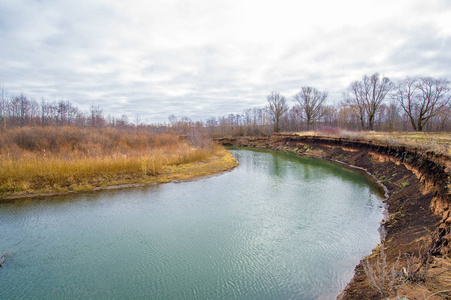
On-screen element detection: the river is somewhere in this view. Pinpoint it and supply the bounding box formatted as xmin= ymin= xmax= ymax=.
xmin=0 ymin=149 xmax=384 ymax=299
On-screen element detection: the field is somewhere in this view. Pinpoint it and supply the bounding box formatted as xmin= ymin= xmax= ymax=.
xmin=0 ymin=126 xmax=237 ymax=198
xmin=363 ymin=132 xmax=451 ymax=154
xmin=290 ymin=130 xmax=451 ymax=155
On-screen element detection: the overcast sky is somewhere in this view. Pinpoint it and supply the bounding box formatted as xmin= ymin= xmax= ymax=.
xmin=1 ymin=0 xmax=450 ymax=123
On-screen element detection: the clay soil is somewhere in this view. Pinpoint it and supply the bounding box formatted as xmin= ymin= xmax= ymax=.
xmin=218 ymin=134 xmax=451 ymax=300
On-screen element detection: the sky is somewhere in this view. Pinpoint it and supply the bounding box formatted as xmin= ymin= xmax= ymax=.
xmin=1 ymin=0 xmax=451 ymax=123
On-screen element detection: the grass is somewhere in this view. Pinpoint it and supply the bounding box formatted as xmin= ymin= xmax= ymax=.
xmin=363 ymin=132 xmax=451 ymax=155
xmin=284 ymin=130 xmax=451 ymax=155
xmin=0 ymin=126 xmax=237 ymax=198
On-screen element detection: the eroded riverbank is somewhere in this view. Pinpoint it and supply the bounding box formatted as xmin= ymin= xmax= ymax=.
xmin=218 ymin=134 xmax=451 ymax=299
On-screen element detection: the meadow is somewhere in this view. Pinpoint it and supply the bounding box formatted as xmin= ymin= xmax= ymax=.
xmin=0 ymin=126 xmax=236 ymax=198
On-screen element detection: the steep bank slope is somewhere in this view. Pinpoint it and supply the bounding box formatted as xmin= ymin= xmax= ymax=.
xmin=218 ymin=134 xmax=451 ymax=299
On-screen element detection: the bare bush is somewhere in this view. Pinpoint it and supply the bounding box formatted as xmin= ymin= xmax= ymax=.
xmin=363 ymin=243 xmax=433 ymax=298
xmin=363 ymin=245 xmax=401 ymax=298
xmin=400 ymin=247 xmax=430 ymax=283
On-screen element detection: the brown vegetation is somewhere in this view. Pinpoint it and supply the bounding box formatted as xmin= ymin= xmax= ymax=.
xmin=0 ymin=126 xmax=236 ymax=198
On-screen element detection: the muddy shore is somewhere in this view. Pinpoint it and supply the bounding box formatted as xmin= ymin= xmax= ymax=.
xmin=217 ymin=134 xmax=451 ymax=299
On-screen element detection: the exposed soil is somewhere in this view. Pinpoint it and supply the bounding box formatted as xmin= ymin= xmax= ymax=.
xmin=217 ymin=134 xmax=451 ymax=300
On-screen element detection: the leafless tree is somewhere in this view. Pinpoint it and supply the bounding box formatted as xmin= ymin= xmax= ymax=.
xmin=205 ymin=116 xmax=218 ymax=135
xmin=321 ymin=104 xmax=339 ymax=128
xmin=395 ymin=77 xmax=451 ymax=131
xmin=0 ymin=87 xmax=6 ymax=129
xmin=267 ymin=92 xmax=288 ymax=133
xmin=343 ymin=87 xmax=367 ymax=130
xmin=293 ymin=86 xmax=328 ymax=130
xmin=8 ymin=94 xmax=32 ymax=126
xmin=90 ymin=104 xmax=105 ymax=127
xmin=436 ymin=103 xmax=451 ymax=131
xmin=57 ymin=100 xmax=79 ymax=126
xmin=41 ymin=99 xmax=57 ymax=125
xmin=168 ymin=114 xmax=178 ymax=127
xmin=344 ymin=73 xmax=393 ymax=130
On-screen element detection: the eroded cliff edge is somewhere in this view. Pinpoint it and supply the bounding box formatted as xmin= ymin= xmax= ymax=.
xmin=217 ymin=134 xmax=451 ymax=299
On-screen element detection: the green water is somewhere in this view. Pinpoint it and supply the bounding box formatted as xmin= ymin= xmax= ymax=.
xmin=0 ymin=149 xmax=384 ymax=299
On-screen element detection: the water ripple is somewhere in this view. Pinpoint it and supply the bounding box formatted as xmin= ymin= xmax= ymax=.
xmin=0 ymin=149 xmax=384 ymax=300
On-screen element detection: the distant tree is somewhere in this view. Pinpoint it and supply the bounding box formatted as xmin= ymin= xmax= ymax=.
xmin=168 ymin=114 xmax=177 ymax=126
xmin=395 ymin=77 xmax=451 ymax=131
xmin=89 ymin=104 xmax=105 ymax=127
xmin=321 ymin=104 xmax=339 ymax=128
xmin=436 ymin=103 xmax=451 ymax=131
xmin=344 ymin=73 xmax=393 ymax=130
xmin=0 ymin=87 xmax=6 ymax=129
xmin=293 ymin=86 xmax=328 ymax=130
xmin=41 ymin=100 xmax=56 ymax=125
xmin=8 ymin=94 xmax=33 ymax=126
xmin=57 ymin=100 xmax=79 ymax=126
xmin=267 ymin=92 xmax=289 ymax=133
xmin=378 ymin=101 xmax=401 ymax=132
xmin=116 ymin=114 xmax=129 ymax=128
xmin=205 ymin=116 xmax=218 ymax=136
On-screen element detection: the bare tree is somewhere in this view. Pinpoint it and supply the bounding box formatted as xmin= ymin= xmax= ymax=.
xmin=395 ymin=77 xmax=451 ymax=131
xmin=267 ymin=91 xmax=289 ymax=133
xmin=321 ymin=104 xmax=339 ymax=127
xmin=0 ymin=87 xmax=6 ymax=129
xmin=344 ymin=73 xmax=393 ymax=130
xmin=343 ymin=86 xmax=367 ymax=130
xmin=436 ymin=102 xmax=451 ymax=131
xmin=41 ymin=99 xmax=56 ymax=125
xmin=293 ymin=86 xmax=328 ymax=130
xmin=90 ymin=104 xmax=105 ymax=127
xmin=57 ymin=100 xmax=79 ymax=126
xmin=8 ymin=94 xmax=32 ymax=127
xmin=168 ymin=114 xmax=177 ymax=127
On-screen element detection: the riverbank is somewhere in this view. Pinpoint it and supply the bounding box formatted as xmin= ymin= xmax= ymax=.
xmin=2 ymin=146 xmax=237 ymax=200
xmin=218 ymin=134 xmax=451 ymax=299
xmin=0 ymin=126 xmax=238 ymax=200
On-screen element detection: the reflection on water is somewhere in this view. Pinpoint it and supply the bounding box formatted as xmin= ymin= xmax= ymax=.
xmin=0 ymin=149 xmax=384 ymax=300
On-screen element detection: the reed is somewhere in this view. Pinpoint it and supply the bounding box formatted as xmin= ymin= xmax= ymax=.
xmin=0 ymin=126 xmax=227 ymax=197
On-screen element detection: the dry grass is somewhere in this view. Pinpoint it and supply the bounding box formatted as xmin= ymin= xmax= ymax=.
xmin=0 ymin=126 xmax=236 ymax=198
xmin=361 ymin=132 xmax=451 ymax=155
xmin=286 ymin=130 xmax=451 ymax=155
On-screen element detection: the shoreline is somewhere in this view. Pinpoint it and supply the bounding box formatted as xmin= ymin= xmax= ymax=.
xmin=0 ymin=148 xmax=238 ymax=201
xmin=218 ymin=134 xmax=451 ymax=299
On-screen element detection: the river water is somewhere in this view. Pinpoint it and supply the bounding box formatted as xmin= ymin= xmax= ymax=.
xmin=0 ymin=149 xmax=384 ymax=299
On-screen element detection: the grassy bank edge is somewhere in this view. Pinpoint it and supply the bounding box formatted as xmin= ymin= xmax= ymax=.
xmin=1 ymin=147 xmax=238 ymax=201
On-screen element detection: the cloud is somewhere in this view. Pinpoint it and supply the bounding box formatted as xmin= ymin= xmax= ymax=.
xmin=0 ymin=0 xmax=450 ymax=122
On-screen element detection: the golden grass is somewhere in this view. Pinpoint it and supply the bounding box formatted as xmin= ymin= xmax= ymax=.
xmin=0 ymin=127 xmax=237 ymax=198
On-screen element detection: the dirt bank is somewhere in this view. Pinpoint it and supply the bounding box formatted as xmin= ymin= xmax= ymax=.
xmin=217 ymin=134 xmax=451 ymax=299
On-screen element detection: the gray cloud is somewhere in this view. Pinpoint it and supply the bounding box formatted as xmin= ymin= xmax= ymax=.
xmin=1 ymin=0 xmax=450 ymax=123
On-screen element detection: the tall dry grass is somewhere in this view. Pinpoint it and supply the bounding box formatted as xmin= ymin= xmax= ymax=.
xmin=0 ymin=126 xmax=216 ymax=195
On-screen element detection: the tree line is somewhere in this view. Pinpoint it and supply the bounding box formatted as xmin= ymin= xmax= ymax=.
xmin=1 ymin=73 xmax=450 ymax=136
xmin=205 ymin=73 xmax=451 ymax=137
xmin=0 ymin=88 xmax=129 ymax=129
